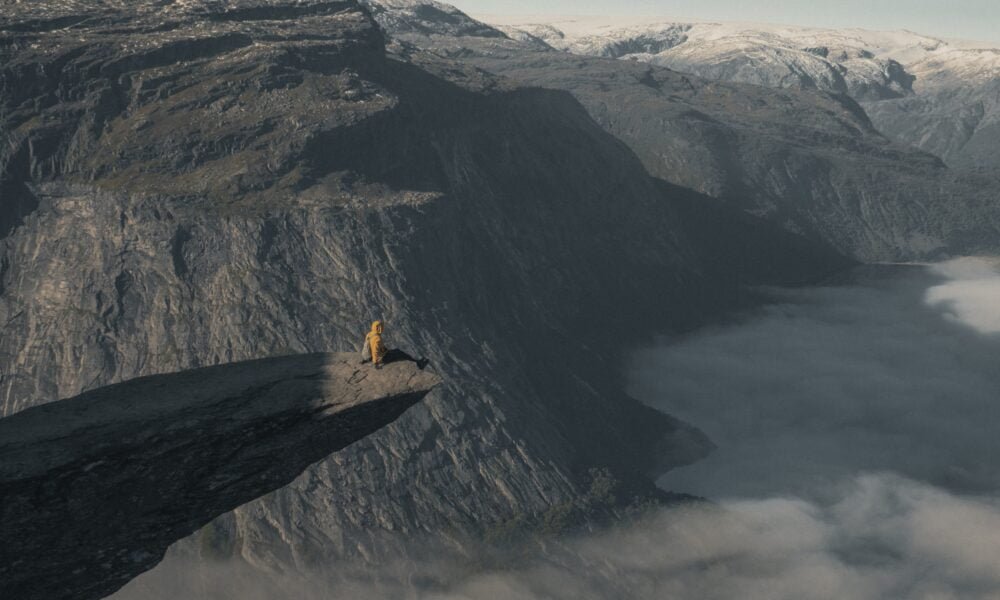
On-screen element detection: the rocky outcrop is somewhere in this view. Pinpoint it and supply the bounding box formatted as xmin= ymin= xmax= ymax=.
xmin=0 ymin=353 xmax=437 ymax=600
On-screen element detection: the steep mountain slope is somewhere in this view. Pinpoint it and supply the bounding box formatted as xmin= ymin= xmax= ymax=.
xmin=0 ymin=0 xmax=845 ymax=586
xmin=864 ymin=48 xmax=1000 ymax=171
xmin=368 ymin=2 xmax=1000 ymax=261
xmin=0 ymin=354 xmax=437 ymax=600
xmin=487 ymin=15 xmax=1000 ymax=170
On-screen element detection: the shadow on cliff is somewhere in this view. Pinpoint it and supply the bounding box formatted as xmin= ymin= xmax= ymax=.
xmin=298 ymin=49 xmax=853 ymax=494
xmin=0 ymin=176 xmax=39 ymax=240
xmin=299 ymin=53 xmax=509 ymax=192
xmin=307 ymin=48 xmax=853 ymax=269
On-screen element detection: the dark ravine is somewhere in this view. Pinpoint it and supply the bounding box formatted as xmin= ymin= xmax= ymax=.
xmin=1 ymin=0 xmax=848 ymax=592
xmin=0 ymin=354 xmax=438 ymax=600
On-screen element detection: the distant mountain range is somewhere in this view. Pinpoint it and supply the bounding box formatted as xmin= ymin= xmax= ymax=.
xmin=487 ymin=15 xmax=1000 ymax=171
xmin=2 ymin=1 xmax=843 ymax=591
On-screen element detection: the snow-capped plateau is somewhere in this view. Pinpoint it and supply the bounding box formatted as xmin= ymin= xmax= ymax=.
xmin=479 ymin=14 xmax=1000 ymax=169
xmin=481 ymin=15 xmax=1000 ymax=93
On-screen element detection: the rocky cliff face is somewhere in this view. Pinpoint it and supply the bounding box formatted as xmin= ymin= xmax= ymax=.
xmin=0 ymin=353 xmax=437 ymax=600
xmin=368 ymin=2 xmax=1000 ymax=261
xmin=0 ymin=0 xmax=846 ymax=586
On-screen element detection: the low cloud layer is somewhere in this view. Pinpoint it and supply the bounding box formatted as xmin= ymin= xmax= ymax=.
xmin=117 ymin=475 xmax=1000 ymax=600
xmin=434 ymin=474 xmax=1000 ymax=600
xmin=115 ymin=259 xmax=1000 ymax=599
xmin=629 ymin=258 xmax=1000 ymax=498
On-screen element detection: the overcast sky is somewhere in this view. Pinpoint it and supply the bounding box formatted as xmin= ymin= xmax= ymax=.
xmin=458 ymin=0 xmax=1000 ymax=42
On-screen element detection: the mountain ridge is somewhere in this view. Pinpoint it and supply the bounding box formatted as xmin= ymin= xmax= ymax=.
xmin=0 ymin=1 xmax=847 ymax=590
xmin=481 ymin=14 xmax=1000 ymax=170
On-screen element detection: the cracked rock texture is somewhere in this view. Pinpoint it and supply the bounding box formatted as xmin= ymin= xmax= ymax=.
xmin=0 ymin=353 xmax=437 ymax=600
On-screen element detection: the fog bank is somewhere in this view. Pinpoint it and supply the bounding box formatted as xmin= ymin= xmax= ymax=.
xmin=116 ymin=474 xmax=1000 ymax=600
xmin=629 ymin=258 xmax=1000 ymax=498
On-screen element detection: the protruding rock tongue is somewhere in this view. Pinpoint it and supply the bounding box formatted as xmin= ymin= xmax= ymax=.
xmin=0 ymin=352 xmax=438 ymax=600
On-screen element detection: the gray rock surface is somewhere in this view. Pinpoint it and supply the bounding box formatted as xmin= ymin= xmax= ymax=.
xmin=0 ymin=0 xmax=852 ymax=589
xmin=0 ymin=353 xmax=437 ymax=600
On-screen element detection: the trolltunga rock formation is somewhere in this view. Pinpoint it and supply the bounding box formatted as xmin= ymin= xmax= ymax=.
xmin=0 ymin=353 xmax=438 ymax=600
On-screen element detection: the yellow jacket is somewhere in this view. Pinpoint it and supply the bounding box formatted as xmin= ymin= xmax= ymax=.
xmin=363 ymin=320 xmax=388 ymax=364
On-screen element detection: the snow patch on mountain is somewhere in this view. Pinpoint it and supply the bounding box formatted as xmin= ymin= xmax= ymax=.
xmin=479 ymin=15 xmax=1000 ymax=98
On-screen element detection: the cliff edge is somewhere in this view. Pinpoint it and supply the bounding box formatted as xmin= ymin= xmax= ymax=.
xmin=0 ymin=353 xmax=438 ymax=600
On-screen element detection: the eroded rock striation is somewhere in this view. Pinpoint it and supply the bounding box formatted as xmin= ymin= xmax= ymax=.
xmin=0 ymin=353 xmax=438 ymax=600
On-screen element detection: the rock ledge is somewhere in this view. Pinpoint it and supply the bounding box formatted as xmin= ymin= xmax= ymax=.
xmin=0 ymin=353 xmax=438 ymax=600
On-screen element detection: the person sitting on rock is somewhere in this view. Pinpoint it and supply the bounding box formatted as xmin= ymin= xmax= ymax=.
xmin=361 ymin=320 xmax=389 ymax=368
xmin=361 ymin=320 xmax=429 ymax=370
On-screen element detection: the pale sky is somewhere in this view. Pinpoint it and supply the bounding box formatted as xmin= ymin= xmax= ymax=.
xmin=454 ymin=0 xmax=1000 ymax=42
